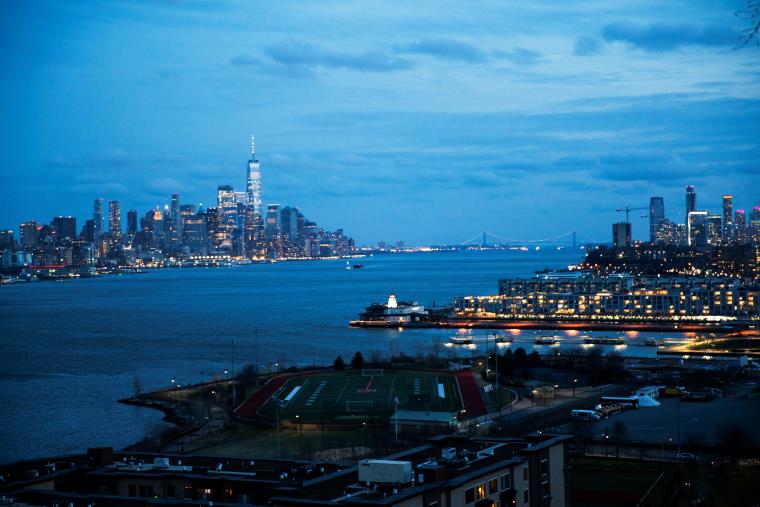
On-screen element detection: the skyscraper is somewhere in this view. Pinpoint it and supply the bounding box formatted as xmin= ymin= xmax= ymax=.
xmin=93 ymin=198 xmax=104 ymax=239
xmin=612 ymin=222 xmax=631 ymax=248
xmin=246 ymin=135 xmax=262 ymax=215
xmin=52 ymin=216 xmax=77 ymax=241
xmin=685 ymin=185 xmax=696 ymax=216
xmin=108 ymin=200 xmax=121 ymax=239
xmin=687 ymin=211 xmax=708 ymax=246
xmin=127 ymin=209 xmax=138 ymax=235
xmin=649 ymin=196 xmax=664 ymax=243
xmin=20 ymin=221 xmax=39 ymax=249
xmin=722 ymin=195 xmax=733 ymax=240
xmin=735 ymin=209 xmax=747 ymax=243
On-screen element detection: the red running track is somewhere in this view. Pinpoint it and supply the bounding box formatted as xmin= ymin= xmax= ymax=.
xmin=455 ymin=370 xmax=487 ymax=417
xmin=235 ymin=374 xmax=293 ymax=420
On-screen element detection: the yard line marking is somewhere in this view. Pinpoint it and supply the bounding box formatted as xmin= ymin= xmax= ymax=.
xmin=335 ymin=378 xmax=350 ymax=404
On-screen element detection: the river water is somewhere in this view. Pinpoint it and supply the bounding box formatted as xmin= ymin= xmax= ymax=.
xmin=0 ymin=249 xmax=689 ymax=463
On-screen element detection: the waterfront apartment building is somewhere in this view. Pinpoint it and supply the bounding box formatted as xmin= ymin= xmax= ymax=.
xmin=455 ymin=274 xmax=759 ymax=322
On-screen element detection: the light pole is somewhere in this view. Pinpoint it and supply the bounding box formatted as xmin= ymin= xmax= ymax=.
xmin=573 ymin=379 xmax=578 ymax=398
xmin=275 ymin=399 xmax=285 ymax=458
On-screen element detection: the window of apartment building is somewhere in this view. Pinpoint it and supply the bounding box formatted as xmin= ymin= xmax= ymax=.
xmin=466 ymin=487 xmax=475 ymax=503
xmin=476 ymin=482 xmax=486 ymax=500
xmin=183 ymin=485 xmax=193 ymax=499
xmin=160 ymin=484 xmax=176 ymax=498
xmin=523 ymin=489 xmax=529 ymax=505
xmin=539 ymin=458 xmax=549 ymax=476
xmin=500 ymin=473 xmax=511 ymax=490
xmin=128 ymin=484 xmax=137 ymax=497
xmin=488 ymin=478 xmax=498 ymax=495
xmin=138 ymin=485 xmax=154 ymax=497
xmin=541 ymin=480 xmax=551 ymax=499
xmin=522 ymin=465 xmax=528 ymax=481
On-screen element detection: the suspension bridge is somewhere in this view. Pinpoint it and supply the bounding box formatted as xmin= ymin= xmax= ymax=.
xmin=457 ymin=230 xmax=604 ymax=247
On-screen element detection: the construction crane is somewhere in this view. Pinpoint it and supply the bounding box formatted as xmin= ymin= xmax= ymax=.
xmin=616 ymin=204 xmax=648 ymax=223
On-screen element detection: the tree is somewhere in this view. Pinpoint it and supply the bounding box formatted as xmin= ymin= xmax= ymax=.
xmin=514 ymin=347 xmax=528 ymax=368
xmin=333 ymin=355 xmax=345 ymax=370
xmin=737 ymin=1 xmax=760 ymax=46
xmin=350 ymin=351 xmax=365 ymax=369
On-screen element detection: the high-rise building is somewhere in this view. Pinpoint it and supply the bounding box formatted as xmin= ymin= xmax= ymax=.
xmin=183 ymin=211 xmax=208 ymax=255
xmin=216 ymin=185 xmax=237 ymax=250
xmin=52 ymin=216 xmax=77 ymax=241
xmin=751 ymin=206 xmax=760 ymax=243
xmin=20 ymin=221 xmax=40 ymax=249
xmin=722 ymin=195 xmax=733 ymax=239
xmin=685 ymin=185 xmax=696 ymax=216
xmin=736 ymin=209 xmax=747 ymax=243
xmin=0 ymin=230 xmax=16 ymax=250
xmin=706 ymin=214 xmax=721 ymax=245
xmin=93 ymin=198 xmax=104 ymax=239
xmin=649 ymin=196 xmax=664 ymax=243
xmin=612 ymin=222 xmax=631 ymax=248
xmin=246 ymin=135 xmax=262 ymax=215
xmin=81 ymin=219 xmax=96 ymax=244
xmin=127 ymin=209 xmax=138 ymax=235
xmin=687 ymin=211 xmax=708 ymax=246
xmin=108 ymin=200 xmax=121 ymax=239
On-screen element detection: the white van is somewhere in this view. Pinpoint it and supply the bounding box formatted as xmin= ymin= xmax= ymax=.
xmin=571 ymin=409 xmax=601 ymax=421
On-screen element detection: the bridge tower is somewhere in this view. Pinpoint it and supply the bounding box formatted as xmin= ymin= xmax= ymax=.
xmin=572 ymin=230 xmax=577 ymax=248
xmin=483 ymin=231 xmax=487 ymax=246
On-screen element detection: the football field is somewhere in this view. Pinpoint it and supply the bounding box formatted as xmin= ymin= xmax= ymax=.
xmin=257 ymin=369 xmax=463 ymax=425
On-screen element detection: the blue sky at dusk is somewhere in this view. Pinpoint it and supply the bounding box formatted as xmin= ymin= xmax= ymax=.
xmin=1 ymin=0 xmax=759 ymax=245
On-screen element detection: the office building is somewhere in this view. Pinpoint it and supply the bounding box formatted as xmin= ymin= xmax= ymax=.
xmin=736 ymin=209 xmax=747 ymax=243
xmin=93 ymin=198 xmax=104 ymax=239
xmin=20 ymin=221 xmax=40 ymax=249
xmin=246 ymin=135 xmax=262 ymax=215
xmin=108 ymin=200 xmax=121 ymax=239
xmin=612 ymin=222 xmax=631 ymax=248
xmin=685 ymin=185 xmax=696 ymax=215
xmin=649 ymin=196 xmax=664 ymax=243
xmin=0 ymin=230 xmax=16 ymax=250
xmin=171 ymin=193 xmax=181 ymax=239
xmin=722 ymin=195 xmax=733 ymax=240
xmin=687 ymin=211 xmax=708 ymax=246
xmin=707 ymin=214 xmax=722 ymax=245
xmin=183 ymin=212 xmax=208 ymax=255
xmin=52 ymin=216 xmax=77 ymax=241
xmin=127 ymin=209 xmax=138 ymax=236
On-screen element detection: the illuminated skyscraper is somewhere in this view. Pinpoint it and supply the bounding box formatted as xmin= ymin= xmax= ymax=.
xmin=649 ymin=196 xmax=664 ymax=243
xmin=108 ymin=200 xmax=121 ymax=239
xmin=685 ymin=185 xmax=696 ymax=216
xmin=246 ymin=135 xmax=262 ymax=215
xmin=216 ymin=185 xmax=237 ymax=250
xmin=93 ymin=198 xmax=104 ymax=239
xmin=687 ymin=211 xmax=708 ymax=246
xmin=722 ymin=195 xmax=733 ymax=240
xmin=736 ymin=209 xmax=747 ymax=243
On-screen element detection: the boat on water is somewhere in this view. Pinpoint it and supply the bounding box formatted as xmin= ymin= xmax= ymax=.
xmin=583 ymin=336 xmax=626 ymax=345
xmin=645 ymin=338 xmax=664 ymax=347
xmin=352 ymin=263 xmax=365 ymax=269
xmin=534 ymin=336 xmax=560 ymax=345
xmin=449 ymin=336 xmax=474 ymax=345
xmin=494 ymin=334 xmax=513 ymax=344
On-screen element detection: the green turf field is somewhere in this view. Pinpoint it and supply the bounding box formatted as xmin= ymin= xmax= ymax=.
xmin=259 ymin=370 xmax=463 ymax=425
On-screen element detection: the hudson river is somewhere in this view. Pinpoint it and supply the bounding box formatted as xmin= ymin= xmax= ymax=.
xmin=0 ymin=249 xmax=688 ymax=463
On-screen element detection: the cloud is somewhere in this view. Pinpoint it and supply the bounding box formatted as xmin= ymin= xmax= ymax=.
xmin=602 ymin=22 xmax=738 ymax=52
xmin=492 ymin=47 xmax=544 ymax=66
xmin=396 ymin=38 xmax=487 ymax=62
xmin=263 ymin=41 xmax=413 ymax=72
xmin=573 ymin=35 xmax=601 ymax=56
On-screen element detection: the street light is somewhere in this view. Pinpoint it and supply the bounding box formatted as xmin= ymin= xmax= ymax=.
xmin=573 ymin=379 xmax=578 ymax=398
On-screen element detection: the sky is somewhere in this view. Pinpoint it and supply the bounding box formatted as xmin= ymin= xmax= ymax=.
xmin=1 ymin=0 xmax=759 ymax=245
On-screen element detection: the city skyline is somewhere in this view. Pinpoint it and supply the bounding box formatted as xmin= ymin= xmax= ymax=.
xmin=2 ymin=1 xmax=759 ymax=244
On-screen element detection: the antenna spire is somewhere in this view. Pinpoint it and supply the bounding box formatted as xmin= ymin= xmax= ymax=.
xmin=250 ymin=134 xmax=256 ymax=157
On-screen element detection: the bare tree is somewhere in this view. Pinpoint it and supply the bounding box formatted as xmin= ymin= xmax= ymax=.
xmin=737 ymin=1 xmax=760 ymax=45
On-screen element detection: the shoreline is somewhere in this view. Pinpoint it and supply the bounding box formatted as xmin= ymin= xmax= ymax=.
xmin=349 ymin=318 xmax=749 ymax=333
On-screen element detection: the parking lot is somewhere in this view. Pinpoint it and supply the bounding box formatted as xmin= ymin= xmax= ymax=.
xmin=590 ymin=396 xmax=760 ymax=445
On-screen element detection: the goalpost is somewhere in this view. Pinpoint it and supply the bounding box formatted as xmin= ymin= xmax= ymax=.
xmin=362 ymin=368 xmax=384 ymax=376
